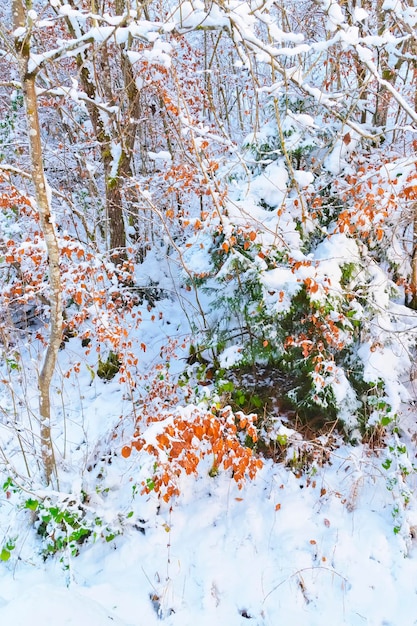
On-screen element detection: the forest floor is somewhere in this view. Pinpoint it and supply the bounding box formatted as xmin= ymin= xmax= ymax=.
xmin=1 ymin=296 xmax=417 ymax=626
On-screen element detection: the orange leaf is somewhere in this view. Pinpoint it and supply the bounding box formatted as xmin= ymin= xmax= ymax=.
xmin=121 ymin=445 xmax=132 ymax=459
xmin=275 ymin=503 xmax=281 ymax=511
xmin=141 ymin=343 xmax=146 ymax=352
xmin=157 ymin=434 xmax=170 ymax=449
xmin=249 ymin=231 xmax=256 ymax=241
xmin=222 ymin=242 xmax=229 ymax=253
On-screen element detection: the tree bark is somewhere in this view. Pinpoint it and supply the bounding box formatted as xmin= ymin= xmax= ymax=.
xmin=409 ymin=202 xmax=417 ymax=310
xmin=13 ymin=0 xmax=62 ymax=485
xmin=77 ymin=54 xmax=128 ymax=263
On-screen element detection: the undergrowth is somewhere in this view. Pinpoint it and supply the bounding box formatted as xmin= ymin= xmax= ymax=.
xmin=0 ymin=478 xmax=128 ymax=567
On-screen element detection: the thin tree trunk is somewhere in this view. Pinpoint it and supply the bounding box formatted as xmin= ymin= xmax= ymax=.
xmin=78 ymin=54 xmax=128 ymax=262
xmin=13 ymin=0 xmax=62 ymax=485
xmin=58 ymin=9 xmax=128 ymax=262
xmin=105 ymin=170 xmax=128 ymax=259
xmin=409 ymin=202 xmax=417 ymax=310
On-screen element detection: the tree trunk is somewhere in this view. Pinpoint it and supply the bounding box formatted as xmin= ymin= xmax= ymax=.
xmin=409 ymin=202 xmax=417 ymax=310
xmin=13 ymin=0 xmax=62 ymax=485
xmin=78 ymin=56 xmax=127 ymax=262
xmin=105 ymin=171 xmax=128 ymax=261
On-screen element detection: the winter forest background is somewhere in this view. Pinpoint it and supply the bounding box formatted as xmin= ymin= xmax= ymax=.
xmin=2 ymin=0 xmax=417 ymax=624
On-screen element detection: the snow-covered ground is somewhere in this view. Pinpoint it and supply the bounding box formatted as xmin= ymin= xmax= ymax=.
xmin=2 ymin=439 xmax=417 ymax=626
xmin=1 ymin=299 xmax=417 ymax=626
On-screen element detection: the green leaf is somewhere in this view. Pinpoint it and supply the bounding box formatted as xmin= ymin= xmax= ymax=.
xmin=219 ymin=381 xmax=234 ymax=393
xmin=2 ymin=478 xmax=13 ymax=492
xmin=85 ymin=363 xmax=96 ymax=381
xmin=70 ymin=527 xmax=90 ymax=542
xmin=276 ymin=434 xmax=288 ymax=447
xmin=24 ymin=498 xmax=39 ymax=511
xmin=0 ymin=549 xmax=11 ymax=562
xmin=252 ymin=395 xmax=263 ymax=408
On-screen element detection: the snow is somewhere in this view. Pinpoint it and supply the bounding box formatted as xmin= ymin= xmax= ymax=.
xmin=12 ymin=27 xmax=26 ymax=39
xmin=263 ymin=266 xmax=303 ymax=312
xmin=143 ymin=41 xmax=173 ymax=69
xmin=218 ymin=344 xmax=244 ymax=368
xmin=59 ymin=4 xmax=82 ymax=18
xmin=2 ymin=436 xmax=417 ymax=625
xmin=324 ymin=1 xmax=346 ymax=32
xmin=353 ymin=7 xmax=369 ymax=22
xmin=5 ymin=0 xmax=417 ymax=624
xmin=1 ymin=288 xmax=417 ymax=626
xmin=110 ymin=142 xmax=122 ymax=180
xmin=148 ymin=150 xmax=172 ymax=163
xmin=170 ymin=1 xmax=229 ymax=30
xmin=0 ymin=585 xmax=128 ymax=626
xmin=248 ymin=159 xmax=289 ymax=208
xmin=268 ymin=24 xmax=305 ymax=44
xmin=294 ymin=169 xmax=314 ymax=188
xmin=274 ymin=44 xmax=311 ymax=57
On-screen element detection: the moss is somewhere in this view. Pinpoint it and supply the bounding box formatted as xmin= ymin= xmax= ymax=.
xmin=106 ymin=176 xmax=119 ymax=190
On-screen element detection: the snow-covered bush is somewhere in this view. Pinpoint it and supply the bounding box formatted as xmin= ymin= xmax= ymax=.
xmin=185 ymin=100 xmax=417 ymax=435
